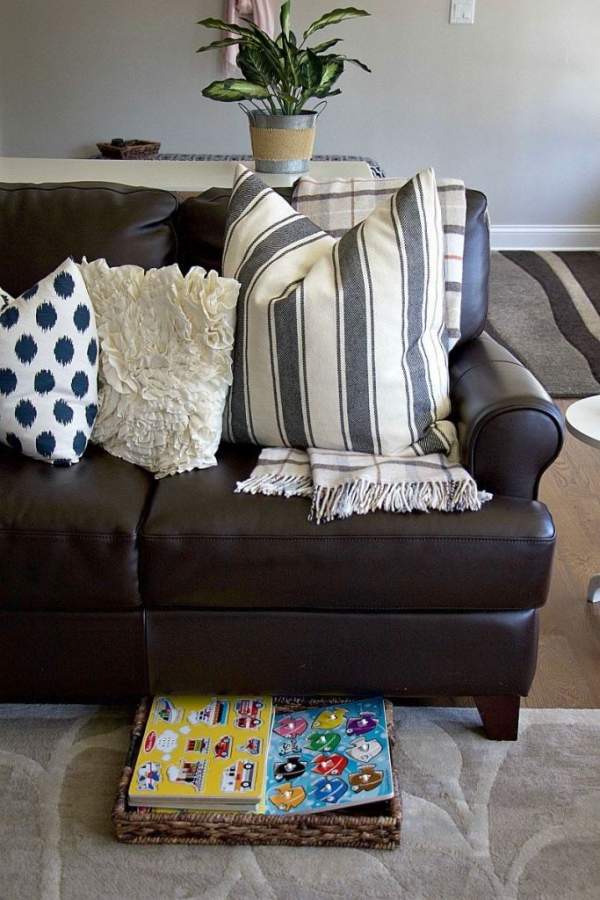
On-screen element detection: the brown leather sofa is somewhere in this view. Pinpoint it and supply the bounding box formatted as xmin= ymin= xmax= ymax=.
xmin=0 ymin=181 xmax=563 ymax=740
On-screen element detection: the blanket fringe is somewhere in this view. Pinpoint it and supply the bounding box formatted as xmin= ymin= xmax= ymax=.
xmin=310 ymin=478 xmax=492 ymax=524
xmin=235 ymin=472 xmax=313 ymax=499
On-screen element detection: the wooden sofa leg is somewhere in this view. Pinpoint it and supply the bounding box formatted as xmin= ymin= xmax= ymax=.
xmin=474 ymin=695 xmax=520 ymax=740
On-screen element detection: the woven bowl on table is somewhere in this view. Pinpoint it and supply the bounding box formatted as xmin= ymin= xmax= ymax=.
xmin=112 ymin=696 xmax=401 ymax=849
xmin=97 ymin=141 xmax=161 ymax=160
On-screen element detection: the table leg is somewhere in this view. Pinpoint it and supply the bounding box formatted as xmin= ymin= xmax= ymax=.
xmin=587 ymin=575 xmax=600 ymax=603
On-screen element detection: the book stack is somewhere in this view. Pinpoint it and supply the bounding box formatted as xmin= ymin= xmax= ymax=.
xmin=129 ymin=695 xmax=273 ymax=812
xmin=128 ymin=694 xmax=394 ymax=816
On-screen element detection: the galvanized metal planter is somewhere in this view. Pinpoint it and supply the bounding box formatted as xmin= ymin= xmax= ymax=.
xmin=244 ymin=108 xmax=323 ymax=175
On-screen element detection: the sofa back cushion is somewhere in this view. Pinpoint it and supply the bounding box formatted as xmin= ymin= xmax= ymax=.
xmin=177 ymin=187 xmax=293 ymax=278
xmin=0 ymin=182 xmax=178 ymax=298
xmin=178 ymin=186 xmax=489 ymax=346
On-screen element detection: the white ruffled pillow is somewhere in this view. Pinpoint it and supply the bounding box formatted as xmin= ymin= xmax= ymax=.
xmin=78 ymin=259 xmax=239 ymax=478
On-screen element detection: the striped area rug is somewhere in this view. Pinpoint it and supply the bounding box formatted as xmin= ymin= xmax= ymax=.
xmin=488 ymin=251 xmax=600 ymax=398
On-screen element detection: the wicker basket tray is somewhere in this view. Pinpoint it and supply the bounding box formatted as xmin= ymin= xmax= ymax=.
xmin=113 ymin=697 xmax=401 ymax=849
xmin=97 ymin=140 xmax=161 ymax=160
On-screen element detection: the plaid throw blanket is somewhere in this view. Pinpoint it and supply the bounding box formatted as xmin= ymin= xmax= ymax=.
xmin=234 ymin=173 xmax=491 ymax=523
xmin=237 ymin=443 xmax=490 ymax=524
xmin=291 ymin=175 xmax=467 ymax=350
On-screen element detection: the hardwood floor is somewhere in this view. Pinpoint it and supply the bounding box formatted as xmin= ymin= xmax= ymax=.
xmin=433 ymin=400 xmax=600 ymax=713
xmin=530 ymin=399 xmax=600 ymax=708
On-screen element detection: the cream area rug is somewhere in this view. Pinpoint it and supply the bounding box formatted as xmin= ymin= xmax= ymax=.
xmin=1 ymin=705 xmax=599 ymax=900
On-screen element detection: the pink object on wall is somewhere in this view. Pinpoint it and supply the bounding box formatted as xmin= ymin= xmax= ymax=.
xmin=223 ymin=1 xmax=276 ymax=74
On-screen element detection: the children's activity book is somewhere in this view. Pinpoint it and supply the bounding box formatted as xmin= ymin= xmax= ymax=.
xmin=264 ymin=697 xmax=394 ymax=815
xmin=128 ymin=694 xmax=273 ymax=811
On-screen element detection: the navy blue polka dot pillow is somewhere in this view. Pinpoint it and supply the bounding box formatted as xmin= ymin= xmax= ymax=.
xmin=0 ymin=259 xmax=98 ymax=466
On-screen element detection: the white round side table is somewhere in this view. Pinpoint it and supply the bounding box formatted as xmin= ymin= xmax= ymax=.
xmin=565 ymin=395 xmax=600 ymax=603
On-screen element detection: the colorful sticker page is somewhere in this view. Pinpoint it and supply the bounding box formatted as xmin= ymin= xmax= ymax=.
xmin=264 ymin=697 xmax=393 ymax=815
xmin=128 ymin=695 xmax=273 ymax=810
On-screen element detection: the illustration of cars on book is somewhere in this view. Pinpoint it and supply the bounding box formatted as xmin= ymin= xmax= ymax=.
xmin=305 ymin=731 xmax=341 ymax=753
xmin=312 ymin=753 xmax=348 ymax=777
xmin=346 ymin=712 xmax=378 ymax=737
xmin=312 ymin=708 xmax=347 ymax=730
xmin=137 ymin=761 xmax=161 ymax=791
xmin=239 ymin=737 xmax=262 ymax=756
xmin=221 ymin=759 xmax=257 ymax=792
xmin=214 ymin=735 xmax=232 ymax=759
xmin=188 ymin=699 xmax=228 ymax=727
xmin=349 ymin=765 xmax=384 ymax=792
xmin=312 ymin=777 xmax=348 ymax=804
xmin=270 ymin=783 xmax=306 ymax=812
xmin=274 ymin=755 xmax=307 ymax=782
xmin=154 ymin=697 xmax=182 ymax=725
xmin=234 ymin=714 xmax=262 ymax=730
xmin=235 ymin=699 xmax=263 ymax=717
xmin=347 ymin=738 xmax=383 ymax=763
xmin=273 ymin=715 xmax=308 ymax=738
xmin=167 ymin=759 xmax=207 ymax=792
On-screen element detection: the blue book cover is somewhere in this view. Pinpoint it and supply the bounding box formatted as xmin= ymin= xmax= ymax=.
xmin=263 ymin=697 xmax=394 ymax=816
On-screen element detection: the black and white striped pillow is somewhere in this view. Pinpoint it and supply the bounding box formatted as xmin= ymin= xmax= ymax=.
xmin=223 ymin=165 xmax=451 ymax=457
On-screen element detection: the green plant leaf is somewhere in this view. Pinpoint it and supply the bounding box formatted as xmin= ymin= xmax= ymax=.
xmin=300 ymin=49 xmax=324 ymax=93
xmin=314 ymin=58 xmax=344 ymax=97
xmin=237 ymin=44 xmax=278 ymax=87
xmin=280 ymin=0 xmax=291 ymax=38
xmin=239 ymin=18 xmax=286 ymax=76
xmin=341 ymin=56 xmax=371 ymax=72
xmin=196 ymin=37 xmax=242 ymax=53
xmin=310 ymin=37 xmax=343 ymax=54
xmin=197 ymin=17 xmax=255 ymax=37
xmin=303 ymin=7 xmax=370 ymax=41
xmin=280 ymin=30 xmax=300 ymax=93
xmin=202 ymin=79 xmax=270 ymax=102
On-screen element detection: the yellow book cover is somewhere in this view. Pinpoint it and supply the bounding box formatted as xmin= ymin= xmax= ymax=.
xmin=128 ymin=695 xmax=273 ymax=810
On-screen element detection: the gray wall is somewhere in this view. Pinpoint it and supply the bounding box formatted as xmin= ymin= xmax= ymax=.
xmin=1 ymin=0 xmax=599 ymax=228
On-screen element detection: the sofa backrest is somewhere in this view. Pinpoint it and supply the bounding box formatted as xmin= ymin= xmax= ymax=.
xmin=0 ymin=180 xmax=489 ymax=346
xmin=178 ymin=187 xmax=490 ymax=346
xmin=176 ymin=187 xmax=287 ymax=280
xmin=0 ymin=182 xmax=178 ymax=297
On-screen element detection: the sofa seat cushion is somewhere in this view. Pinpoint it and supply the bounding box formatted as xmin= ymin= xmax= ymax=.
xmin=139 ymin=443 xmax=555 ymax=612
xmin=0 ymin=443 xmax=152 ymax=611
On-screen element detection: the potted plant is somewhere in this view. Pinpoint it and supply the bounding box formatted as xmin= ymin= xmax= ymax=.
xmin=197 ymin=1 xmax=371 ymax=174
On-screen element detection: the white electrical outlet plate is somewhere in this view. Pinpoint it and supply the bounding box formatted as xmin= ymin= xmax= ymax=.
xmin=450 ymin=0 xmax=476 ymax=24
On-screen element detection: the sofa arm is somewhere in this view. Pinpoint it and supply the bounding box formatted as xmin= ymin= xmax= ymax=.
xmin=450 ymin=333 xmax=564 ymax=499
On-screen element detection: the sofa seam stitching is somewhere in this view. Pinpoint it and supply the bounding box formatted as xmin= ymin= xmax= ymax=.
xmin=139 ymin=534 xmax=555 ymax=543
xmin=0 ymin=531 xmax=134 ymax=540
